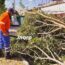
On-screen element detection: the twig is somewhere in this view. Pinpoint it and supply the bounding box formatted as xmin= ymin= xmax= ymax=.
xmin=16 ymin=51 xmax=34 ymax=59
xmin=48 ymin=27 xmax=62 ymax=34
xmin=35 ymin=20 xmax=58 ymax=26
xmin=47 ymin=46 xmax=56 ymax=59
xmin=28 ymin=49 xmax=40 ymax=57
xmin=34 ymin=45 xmax=50 ymax=58
xmin=37 ymin=27 xmax=62 ymax=35
xmin=54 ymin=52 xmax=62 ymax=61
xmin=34 ymin=45 xmax=64 ymax=65
xmin=35 ymin=57 xmax=64 ymax=65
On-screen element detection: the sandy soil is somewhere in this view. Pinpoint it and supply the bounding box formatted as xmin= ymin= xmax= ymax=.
xmin=0 ymin=58 xmax=27 ymax=65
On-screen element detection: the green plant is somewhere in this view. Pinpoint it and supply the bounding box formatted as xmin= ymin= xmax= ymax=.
xmin=0 ymin=0 xmax=6 ymax=14
xmin=11 ymin=12 xmax=65 ymax=65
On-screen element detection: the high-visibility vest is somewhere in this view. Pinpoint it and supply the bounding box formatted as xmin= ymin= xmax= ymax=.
xmin=0 ymin=11 xmax=10 ymax=34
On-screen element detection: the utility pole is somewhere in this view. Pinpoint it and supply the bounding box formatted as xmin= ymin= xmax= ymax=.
xmin=12 ymin=0 xmax=15 ymax=10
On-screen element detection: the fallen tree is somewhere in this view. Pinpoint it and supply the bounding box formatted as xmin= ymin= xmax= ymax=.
xmin=11 ymin=10 xmax=65 ymax=65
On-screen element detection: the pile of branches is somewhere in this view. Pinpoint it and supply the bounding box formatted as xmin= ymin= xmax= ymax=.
xmin=11 ymin=11 xmax=65 ymax=65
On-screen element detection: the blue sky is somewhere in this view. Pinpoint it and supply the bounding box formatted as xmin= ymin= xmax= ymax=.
xmin=5 ymin=0 xmax=52 ymax=9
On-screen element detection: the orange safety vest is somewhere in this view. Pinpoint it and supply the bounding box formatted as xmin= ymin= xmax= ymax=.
xmin=0 ymin=11 xmax=10 ymax=34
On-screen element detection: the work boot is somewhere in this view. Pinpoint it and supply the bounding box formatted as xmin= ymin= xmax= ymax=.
xmin=5 ymin=52 xmax=11 ymax=59
xmin=0 ymin=49 xmax=4 ymax=57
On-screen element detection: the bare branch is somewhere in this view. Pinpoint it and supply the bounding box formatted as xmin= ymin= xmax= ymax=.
xmin=34 ymin=45 xmax=50 ymax=58
xmin=54 ymin=52 xmax=62 ymax=61
xmin=35 ymin=57 xmax=64 ymax=65
xmin=47 ymin=46 xmax=56 ymax=59
xmin=34 ymin=45 xmax=64 ymax=65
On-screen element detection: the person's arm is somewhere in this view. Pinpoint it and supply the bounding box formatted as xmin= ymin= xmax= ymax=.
xmin=0 ymin=12 xmax=9 ymax=36
xmin=5 ymin=16 xmax=10 ymax=31
xmin=4 ymin=15 xmax=10 ymax=36
xmin=1 ymin=24 xmax=8 ymax=36
xmin=0 ymin=21 xmax=8 ymax=35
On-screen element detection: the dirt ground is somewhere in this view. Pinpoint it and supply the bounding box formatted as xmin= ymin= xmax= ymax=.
xmin=0 ymin=58 xmax=29 ymax=65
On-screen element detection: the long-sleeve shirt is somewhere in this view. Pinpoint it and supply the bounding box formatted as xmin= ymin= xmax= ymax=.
xmin=0 ymin=11 xmax=10 ymax=34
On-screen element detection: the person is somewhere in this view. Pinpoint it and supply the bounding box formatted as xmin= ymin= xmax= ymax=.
xmin=0 ymin=8 xmax=14 ymax=59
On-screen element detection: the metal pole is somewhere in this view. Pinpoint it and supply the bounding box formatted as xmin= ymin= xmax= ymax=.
xmin=13 ymin=0 xmax=15 ymax=10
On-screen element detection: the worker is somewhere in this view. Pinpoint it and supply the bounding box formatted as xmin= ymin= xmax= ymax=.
xmin=0 ymin=8 xmax=14 ymax=59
